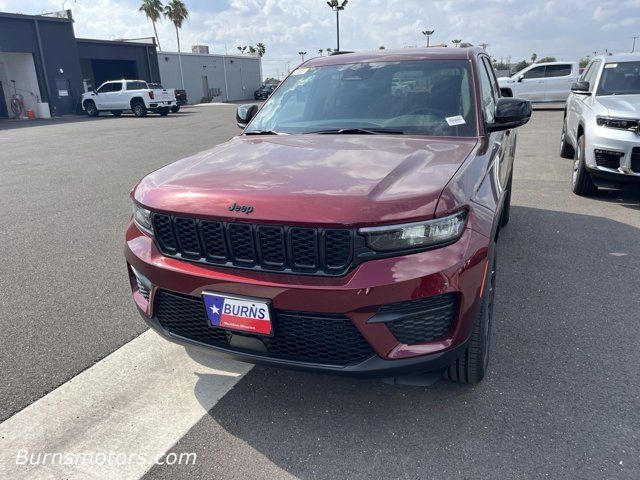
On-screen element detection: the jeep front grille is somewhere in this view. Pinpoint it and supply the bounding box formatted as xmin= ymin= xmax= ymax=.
xmin=152 ymin=214 xmax=353 ymax=276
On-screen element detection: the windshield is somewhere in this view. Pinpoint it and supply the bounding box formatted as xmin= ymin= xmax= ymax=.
xmin=246 ymin=60 xmax=478 ymax=136
xmin=597 ymin=62 xmax=640 ymax=96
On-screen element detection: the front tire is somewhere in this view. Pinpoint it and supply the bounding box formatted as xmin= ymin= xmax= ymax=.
xmin=572 ymin=135 xmax=597 ymax=195
xmin=84 ymin=101 xmax=99 ymax=117
xmin=560 ymin=117 xmax=575 ymax=159
xmin=132 ymin=101 xmax=147 ymax=117
xmin=444 ymin=244 xmax=497 ymax=384
xmin=170 ymin=105 xmax=180 ymax=113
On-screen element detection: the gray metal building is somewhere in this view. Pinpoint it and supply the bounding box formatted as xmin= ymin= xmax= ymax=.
xmin=158 ymin=51 xmax=261 ymax=103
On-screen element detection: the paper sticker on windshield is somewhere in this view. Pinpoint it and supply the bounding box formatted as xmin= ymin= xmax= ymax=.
xmin=291 ymin=68 xmax=310 ymax=75
xmin=604 ymin=63 xmax=617 ymax=69
xmin=446 ymin=115 xmax=466 ymax=126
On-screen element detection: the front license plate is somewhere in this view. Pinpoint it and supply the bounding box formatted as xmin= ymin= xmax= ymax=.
xmin=202 ymin=292 xmax=272 ymax=335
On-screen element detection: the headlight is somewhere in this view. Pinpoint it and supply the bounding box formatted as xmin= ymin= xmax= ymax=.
xmin=359 ymin=211 xmax=467 ymax=252
xmin=596 ymin=116 xmax=639 ymax=131
xmin=133 ymin=203 xmax=154 ymax=235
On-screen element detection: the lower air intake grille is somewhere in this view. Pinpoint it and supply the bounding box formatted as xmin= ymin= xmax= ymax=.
xmin=155 ymin=290 xmax=375 ymax=366
xmin=381 ymin=293 xmax=458 ymax=345
xmin=594 ymin=150 xmax=622 ymax=169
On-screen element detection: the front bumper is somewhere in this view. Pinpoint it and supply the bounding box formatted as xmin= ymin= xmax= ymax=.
xmin=585 ymin=125 xmax=640 ymax=183
xmin=125 ymin=222 xmax=490 ymax=376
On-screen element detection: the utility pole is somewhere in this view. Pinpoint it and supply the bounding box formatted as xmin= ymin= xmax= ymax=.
xmin=480 ymin=42 xmax=489 ymax=50
xmin=326 ymin=0 xmax=348 ymax=52
xmin=632 ymin=36 xmax=639 ymax=53
xmin=421 ymin=29 xmax=435 ymax=47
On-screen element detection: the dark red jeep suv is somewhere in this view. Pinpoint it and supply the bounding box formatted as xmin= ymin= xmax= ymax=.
xmin=125 ymin=48 xmax=531 ymax=383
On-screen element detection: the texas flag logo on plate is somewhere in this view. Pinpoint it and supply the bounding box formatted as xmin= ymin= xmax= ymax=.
xmin=202 ymin=292 xmax=272 ymax=335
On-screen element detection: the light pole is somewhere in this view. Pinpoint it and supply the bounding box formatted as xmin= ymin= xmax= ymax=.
xmin=452 ymin=39 xmax=462 ymax=48
xmin=298 ymin=51 xmax=307 ymax=63
xmin=421 ymin=30 xmax=435 ymax=48
xmin=632 ymin=35 xmax=639 ymax=53
xmin=326 ymin=0 xmax=348 ymax=52
xmin=480 ymin=42 xmax=489 ymax=50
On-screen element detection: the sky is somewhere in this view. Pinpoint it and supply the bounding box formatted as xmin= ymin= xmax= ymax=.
xmin=1 ymin=0 xmax=639 ymax=79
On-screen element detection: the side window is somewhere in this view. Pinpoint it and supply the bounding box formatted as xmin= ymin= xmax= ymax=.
xmin=127 ymin=81 xmax=147 ymax=90
xmin=522 ymin=66 xmax=545 ymax=79
xmin=110 ymin=82 xmax=123 ymax=92
xmin=583 ymin=61 xmax=601 ymax=91
xmin=545 ymin=64 xmax=572 ymax=77
xmin=97 ymin=83 xmax=114 ymax=93
xmin=478 ymin=59 xmax=496 ymax=123
xmin=482 ymin=57 xmax=501 ymax=99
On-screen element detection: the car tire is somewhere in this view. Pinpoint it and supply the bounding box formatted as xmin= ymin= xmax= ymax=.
xmin=132 ymin=101 xmax=147 ymax=118
xmin=158 ymin=107 xmax=170 ymax=116
xmin=572 ymin=135 xmax=597 ymax=195
xmin=111 ymin=110 xmax=123 ymax=117
xmin=500 ymin=172 xmax=513 ymax=227
xmin=84 ymin=101 xmax=99 ymax=117
xmin=444 ymin=243 xmax=497 ymax=384
xmin=560 ymin=117 xmax=575 ymax=159
xmin=170 ymin=105 xmax=180 ymax=113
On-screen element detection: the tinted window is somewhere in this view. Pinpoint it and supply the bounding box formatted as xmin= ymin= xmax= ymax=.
xmin=247 ymin=60 xmax=478 ymax=137
xmin=97 ymin=82 xmax=122 ymax=93
xmin=482 ymin=57 xmax=501 ymax=99
xmin=545 ymin=64 xmax=572 ymax=77
xmin=522 ymin=66 xmax=545 ymax=79
xmin=597 ymin=61 xmax=640 ymax=96
xmin=127 ymin=81 xmax=148 ymax=90
xmin=147 ymin=83 xmax=163 ymax=89
xmin=478 ymin=59 xmax=496 ymax=123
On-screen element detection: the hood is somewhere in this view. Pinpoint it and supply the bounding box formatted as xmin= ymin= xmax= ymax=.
xmin=135 ymin=135 xmax=477 ymax=226
xmin=596 ymin=95 xmax=640 ymax=117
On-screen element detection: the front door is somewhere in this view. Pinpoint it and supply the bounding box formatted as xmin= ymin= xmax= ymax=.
xmin=515 ymin=65 xmax=547 ymax=101
xmin=0 ymin=81 xmax=8 ymax=118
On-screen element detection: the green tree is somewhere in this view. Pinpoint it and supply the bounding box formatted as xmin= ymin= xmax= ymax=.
xmin=163 ymin=0 xmax=189 ymax=53
xmin=538 ymin=56 xmax=558 ymax=63
xmin=511 ymin=60 xmax=530 ymax=75
xmin=318 ymin=48 xmax=323 ymax=56
xmin=248 ymin=46 xmax=257 ymax=55
xmin=256 ymin=43 xmax=266 ymax=57
xmin=164 ymin=0 xmax=189 ymax=88
xmin=531 ymin=52 xmax=537 ymax=63
xmin=579 ymin=57 xmax=590 ymax=68
xmin=139 ymin=0 xmax=164 ymax=51
xmin=379 ymin=45 xmax=386 ymax=50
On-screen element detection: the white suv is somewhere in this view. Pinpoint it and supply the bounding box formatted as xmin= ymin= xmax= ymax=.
xmin=560 ymin=54 xmax=640 ymax=195
xmin=498 ymin=62 xmax=579 ymax=102
xmin=81 ymin=80 xmax=176 ymax=117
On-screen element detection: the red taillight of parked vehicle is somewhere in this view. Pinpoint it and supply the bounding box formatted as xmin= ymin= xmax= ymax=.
xmin=148 ymin=91 xmax=155 ymax=100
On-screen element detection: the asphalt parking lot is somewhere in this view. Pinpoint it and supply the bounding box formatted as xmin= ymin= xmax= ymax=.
xmin=1 ymin=105 xmax=639 ymax=479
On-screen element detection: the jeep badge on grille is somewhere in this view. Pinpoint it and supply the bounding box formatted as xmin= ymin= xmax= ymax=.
xmin=228 ymin=202 xmax=254 ymax=214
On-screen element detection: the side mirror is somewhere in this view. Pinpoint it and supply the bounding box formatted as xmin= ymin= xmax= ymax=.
xmin=517 ymin=74 xmax=524 ymax=83
xmin=236 ymin=104 xmax=258 ymax=129
xmin=571 ymin=81 xmax=590 ymax=95
xmin=487 ymin=98 xmax=532 ymax=133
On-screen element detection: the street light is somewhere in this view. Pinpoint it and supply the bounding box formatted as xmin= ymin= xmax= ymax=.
xmin=298 ymin=51 xmax=307 ymax=63
xmin=452 ymin=39 xmax=462 ymax=48
xmin=326 ymin=0 xmax=348 ymax=52
xmin=421 ymin=29 xmax=435 ymax=48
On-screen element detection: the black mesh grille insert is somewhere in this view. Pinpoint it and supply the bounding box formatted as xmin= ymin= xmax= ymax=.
xmin=150 ymin=213 xmax=353 ymax=276
xmin=155 ymin=290 xmax=375 ymax=366
xmin=381 ymin=293 xmax=458 ymax=345
xmin=631 ymin=147 xmax=640 ymax=173
xmin=594 ymin=151 xmax=621 ymax=169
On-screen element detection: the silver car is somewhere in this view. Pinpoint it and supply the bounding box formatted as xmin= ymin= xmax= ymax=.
xmin=560 ymin=53 xmax=640 ymax=194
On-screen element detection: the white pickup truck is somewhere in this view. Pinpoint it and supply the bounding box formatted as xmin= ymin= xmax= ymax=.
xmin=498 ymin=62 xmax=580 ymax=102
xmin=81 ymin=80 xmax=176 ymax=117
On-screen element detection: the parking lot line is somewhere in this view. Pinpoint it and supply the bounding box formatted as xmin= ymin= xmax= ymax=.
xmin=0 ymin=330 xmax=252 ymax=480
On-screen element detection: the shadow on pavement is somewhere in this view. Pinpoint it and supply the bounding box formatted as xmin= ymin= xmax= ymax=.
xmin=166 ymin=205 xmax=639 ymax=479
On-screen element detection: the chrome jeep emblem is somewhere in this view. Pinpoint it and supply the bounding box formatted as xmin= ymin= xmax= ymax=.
xmin=228 ymin=202 xmax=254 ymax=214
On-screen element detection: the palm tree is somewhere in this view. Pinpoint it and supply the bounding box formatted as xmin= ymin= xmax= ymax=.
xmin=237 ymin=46 xmax=243 ymax=54
xmin=256 ymin=43 xmax=266 ymax=57
xmin=164 ymin=0 xmax=189 ymax=88
xmin=531 ymin=53 xmax=538 ymax=63
xmin=139 ymin=0 xmax=164 ymax=51
xmin=248 ymin=46 xmax=257 ymax=55
xmin=327 ymin=47 xmax=333 ymax=54
xmin=318 ymin=48 xmax=323 ymax=56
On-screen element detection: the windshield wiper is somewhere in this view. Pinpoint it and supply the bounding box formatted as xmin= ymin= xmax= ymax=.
xmin=306 ymin=128 xmax=404 ymax=135
xmin=244 ymin=130 xmax=281 ymax=135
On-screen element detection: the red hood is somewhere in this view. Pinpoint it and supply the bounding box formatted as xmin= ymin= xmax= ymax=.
xmin=134 ymin=135 xmax=477 ymax=226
